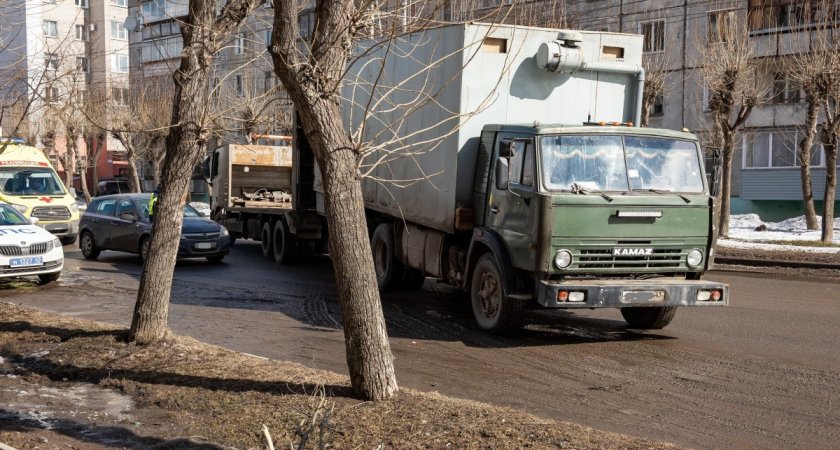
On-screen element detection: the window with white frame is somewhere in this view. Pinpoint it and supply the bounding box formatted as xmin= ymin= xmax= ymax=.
xmin=75 ymin=0 xmax=88 ymax=8
xmin=235 ymin=74 xmax=244 ymax=96
xmin=111 ymin=21 xmax=128 ymax=40
xmin=652 ymin=94 xmax=664 ymax=116
xmin=111 ymin=0 xmax=128 ymax=7
xmin=112 ymin=87 xmax=130 ymax=105
xmin=76 ymin=90 xmax=86 ymax=103
xmin=45 ymin=86 xmax=60 ymax=103
xmin=770 ymin=72 xmax=801 ymax=104
xmin=45 ymin=54 xmax=59 ymax=71
xmin=708 ymin=9 xmax=736 ymax=42
xmin=76 ymin=56 xmax=88 ymax=73
xmin=744 ymin=130 xmax=825 ymax=168
xmin=702 ymin=83 xmax=712 ymax=112
xmin=233 ymin=33 xmax=245 ymax=54
xmin=263 ymin=29 xmax=272 ymax=47
xmin=111 ymin=53 xmax=129 ymax=73
xmin=75 ymin=24 xmax=88 ymax=41
xmin=640 ymin=20 xmax=665 ymax=53
xmin=42 ymin=20 xmax=58 ymax=38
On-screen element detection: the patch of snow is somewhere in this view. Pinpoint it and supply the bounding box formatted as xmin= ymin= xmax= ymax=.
xmin=726 ymin=214 xmax=840 ymax=249
xmin=718 ymin=238 xmax=840 ymax=254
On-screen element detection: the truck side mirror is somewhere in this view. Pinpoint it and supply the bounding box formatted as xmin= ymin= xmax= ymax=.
xmin=495 ymin=157 xmax=510 ymax=190
xmin=705 ymin=147 xmax=722 ymax=197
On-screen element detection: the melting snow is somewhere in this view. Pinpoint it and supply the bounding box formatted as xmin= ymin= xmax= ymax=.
xmin=719 ymin=214 xmax=840 ymax=254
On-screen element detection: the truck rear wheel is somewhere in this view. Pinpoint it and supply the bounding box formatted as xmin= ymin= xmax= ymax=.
xmin=371 ymin=223 xmax=403 ymax=292
xmin=273 ymin=218 xmax=298 ymax=264
xmin=620 ymin=307 xmax=677 ymax=329
xmin=470 ymin=253 xmax=524 ymax=333
xmin=261 ymin=222 xmax=273 ymax=259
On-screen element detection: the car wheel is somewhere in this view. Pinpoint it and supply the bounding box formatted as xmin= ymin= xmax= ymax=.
xmin=38 ymin=272 xmax=60 ymax=283
xmin=470 ymin=253 xmax=525 ymax=333
xmin=140 ymin=237 xmax=150 ymax=263
xmin=620 ymin=307 xmax=677 ymax=329
xmin=60 ymin=236 xmax=76 ymax=246
xmin=79 ymin=232 xmax=100 ymax=260
xmin=206 ymin=255 xmax=225 ymax=263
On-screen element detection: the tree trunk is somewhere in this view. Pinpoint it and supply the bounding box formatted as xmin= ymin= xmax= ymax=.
xmin=718 ymin=128 xmax=735 ymax=238
xmin=62 ymin=150 xmax=75 ymax=192
xmin=822 ymin=141 xmax=837 ymax=243
xmin=640 ymin=100 xmax=650 ymax=127
xmin=127 ymin=151 xmax=143 ymax=193
xmin=798 ymin=99 xmax=820 ymax=230
xmin=129 ymin=0 xmax=216 ymax=344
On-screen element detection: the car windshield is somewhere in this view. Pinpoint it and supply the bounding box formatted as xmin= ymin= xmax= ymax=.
xmin=0 ymin=168 xmax=66 ymax=196
xmin=0 ymin=204 xmax=30 ymax=225
xmin=540 ymin=135 xmax=704 ymax=193
xmin=136 ymin=198 xmax=200 ymax=219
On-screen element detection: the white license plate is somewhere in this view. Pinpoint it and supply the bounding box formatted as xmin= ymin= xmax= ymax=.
xmin=621 ymin=290 xmax=666 ymax=303
xmin=194 ymin=242 xmax=215 ymax=250
xmin=10 ymin=257 xmax=43 ymax=267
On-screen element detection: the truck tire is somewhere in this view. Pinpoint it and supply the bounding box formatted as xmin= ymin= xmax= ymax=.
xmin=620 ymin=307 xmax=677 ymax=329
xmin=261 ymin=222 xmax=273 ymax=259
xmin=273 ymin=218 xmax=298 ymax=264
xmin=470 ymin=253 xmax=524 ymax=333
xmin=371 ymin=223 xmax=403 ymax=292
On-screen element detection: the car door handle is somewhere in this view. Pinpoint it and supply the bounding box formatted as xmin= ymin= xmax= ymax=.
xmin=490 ymin=206 xmax=500 ymax=214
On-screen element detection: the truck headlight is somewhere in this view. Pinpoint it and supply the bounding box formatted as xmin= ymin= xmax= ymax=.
xmin=10 ymin=204 xmax=27 ymax=214
xmin=554 ymin=249 xmax=573 ymax=269
xmin=70 ymin=203 xmax=79 ymax=213
xmin=687 ymin=249 xmax=703 ymax=268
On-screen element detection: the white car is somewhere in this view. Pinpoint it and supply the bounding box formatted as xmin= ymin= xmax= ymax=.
xmin=0 ymin=203 xmax=63 ymax=283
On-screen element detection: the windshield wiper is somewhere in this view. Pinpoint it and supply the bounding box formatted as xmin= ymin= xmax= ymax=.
xmin=634 ymin=188 xmax=690 ymax=204
xmin=571 ymin=183 xmax=613 ymax=202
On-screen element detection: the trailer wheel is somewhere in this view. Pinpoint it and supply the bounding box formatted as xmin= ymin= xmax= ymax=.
xmin=371 ymin=223 xmax=403 ymax=292
xmin=470 ymin=253 xmax=524 ymax=333
xmin=261 ymin=222 xmax=273 ymax=259
xmin=273 ymin=218 xmax=298 ymax=265
xmin=620 ymin=307 xmax=677 ymax=329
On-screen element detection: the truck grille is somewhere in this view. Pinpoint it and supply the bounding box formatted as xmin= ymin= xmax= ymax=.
xmin=32 ymin=206 xmax=71 ymax=220
xmin=577 ymin=248 xmax=683 ymax=269
xmin=0 ymin=241 xmax=53 ymax=257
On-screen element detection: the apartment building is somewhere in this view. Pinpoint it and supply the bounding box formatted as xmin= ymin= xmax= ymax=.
xmin=456 ymin=0 xmax=840 ymax=220
xmin=0 ymin=0 xmax=131 ymax=188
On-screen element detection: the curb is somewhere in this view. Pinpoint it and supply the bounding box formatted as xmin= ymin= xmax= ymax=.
xmin=714 ymin=257 xmax=840 ymax=270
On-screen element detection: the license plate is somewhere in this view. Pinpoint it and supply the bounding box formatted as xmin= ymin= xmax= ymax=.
xmin=621 ymin=290 xmax=666 ymax=303
xmin=194 ymin=242 xmax=215 ymax=250
xmin=10 ymin=257 xmax=43 ymax=267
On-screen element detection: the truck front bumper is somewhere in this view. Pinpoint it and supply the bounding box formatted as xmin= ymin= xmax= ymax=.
xmin=537 ymin=278 xmax=728 ymax=308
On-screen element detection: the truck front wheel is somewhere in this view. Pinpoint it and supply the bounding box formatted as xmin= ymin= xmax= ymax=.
xmin=273 ymin=218 xmax=298 ymax=265
xmin=371 ymin=223 xmax=403 ymax=292
xmin=470 ymin=253 xmax=524 ymax=333
xmin=620 ymin=307 xmax=676 ymax=329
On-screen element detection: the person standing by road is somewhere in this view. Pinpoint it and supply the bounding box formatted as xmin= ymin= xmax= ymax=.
xmin=148 ymin=185 xmax=160 ymax=225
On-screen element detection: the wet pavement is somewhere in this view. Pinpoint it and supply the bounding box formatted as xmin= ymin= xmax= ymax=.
xmin=2 ymin=241 xmax=840 ymax=450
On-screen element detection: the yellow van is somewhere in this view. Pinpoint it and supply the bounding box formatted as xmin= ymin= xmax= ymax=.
xmin=0 ymin=141 xmax=80 ymax=244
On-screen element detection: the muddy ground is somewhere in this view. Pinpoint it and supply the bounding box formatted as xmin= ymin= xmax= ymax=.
xmin=0 ymin=303 xmax=675 ymax=449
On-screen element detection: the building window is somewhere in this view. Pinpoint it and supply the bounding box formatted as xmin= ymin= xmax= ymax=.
xmin=702 ymin=83 xmax=711 ymax=112
xmin=264 ymin=71 xmax=274 ymax=92
xmin=44 ymin=0 xmax=57 ymax=4
xmin=652 ymin=94 xmax=664 ymax=116
xmin=76 ymin=56 xmax=89 ymax=73
xmin=76 ymin=90 xmax=87 ymax=103
xmin=640 ymin=20 xmax=665 ymax=53
xmin=770 ymin=72 xmax=801 ymax=104
xmin=112 ymin=87 xmax=130 ymax=105
xmin=233 ymin=33 xmax=245 ymax=54
xmin=111 ymin=53 xmax=129 ymax=73
xmin=708 ymin=10 xmax=736 ymax=42
xmin=45 ymin=54 xmax=59 ymax=72
xmin=110 ymin=0 xmax=128 ymax=7
xmin=744 ymin=130 xmax=825 ymax=168
xmin=748 ymin=1 xmax=837 ymax=34
xmin=298 ymin=10 xmax=315 ymax=39
xmin=111 ymin=21 xmax=128 ymax=40
xmin=43 ymin=20 xmax=58 ymax=38
xmin=75 ymin=0 xmax=88 ymax=8
xmin=45 ymin=87 xmax=60 ymax=103
xmin=263 ymin=29 xmax=272 ymax=47
xmin=235 ymin=74 xmax=244 ymax=96
xmin=75 ymin=24 xmax=88 ymax=41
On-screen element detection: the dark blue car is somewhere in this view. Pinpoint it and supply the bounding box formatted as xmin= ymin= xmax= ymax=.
xmin=79 ymin=193 xmax=232 ymax=263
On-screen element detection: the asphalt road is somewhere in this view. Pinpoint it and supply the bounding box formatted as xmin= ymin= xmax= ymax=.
xmin=3 ymin=242 xmax=839 ymax=449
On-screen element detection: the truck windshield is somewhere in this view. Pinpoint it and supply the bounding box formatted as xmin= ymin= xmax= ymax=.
xmin=0 ymin=168 xmax=66 ymax=196
xmin=540 ymin=135 xmax=704 ymax=193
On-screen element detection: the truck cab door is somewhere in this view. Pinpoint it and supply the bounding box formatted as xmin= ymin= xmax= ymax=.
xmin=486 ymin=133 xmax=538 ymax=269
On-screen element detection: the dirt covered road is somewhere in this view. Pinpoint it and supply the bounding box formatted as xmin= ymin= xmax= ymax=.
xmin=3 ymin=242 xmax=840 ymax=449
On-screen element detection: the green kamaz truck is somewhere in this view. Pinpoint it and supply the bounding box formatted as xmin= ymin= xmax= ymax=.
xmin=227 ymin=23 xmax=728 ymax=332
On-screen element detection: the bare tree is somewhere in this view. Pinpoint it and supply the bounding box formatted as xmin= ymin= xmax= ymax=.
xmin=698 ymin=16 xmax=764 ymax=238
xmin=641 ymin=54 xmax=667 ymax=127
xmin=129 ymin=0 xmax=264 ymax=344
xmin=819 ymin=57 xmax=840 ymax=243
